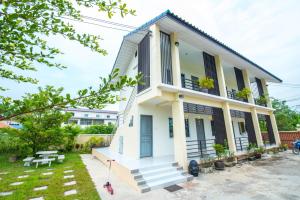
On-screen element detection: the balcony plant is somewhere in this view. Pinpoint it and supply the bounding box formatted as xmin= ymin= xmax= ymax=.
xmin=199 ymin=77 xmax=214 ymax=93
xmin=213 ymin=144 xmax=225 ymax=170
xmin=256 ymin=94 xmax=268 ymax=106
xmin=254 ymin=146 xmax=265 ymax=159
xmin=236 ymin=87 xmax=251 ymax=100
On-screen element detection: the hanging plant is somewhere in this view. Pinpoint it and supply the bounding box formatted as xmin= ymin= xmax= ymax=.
xmin=236 ymin=87 xmax=251 ymax=99
xmin=199 ymin=77 xmax=214 ymax=89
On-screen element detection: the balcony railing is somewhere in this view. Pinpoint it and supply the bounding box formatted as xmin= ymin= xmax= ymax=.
xmin=181 ymin=78 xmax=207 ymax=93
xmin=186 ymin=139 xmax=216 ymax=159
xmin=227 ymin=89 xmax=246 ymax=102
xmin=234 ymin=136 xmax=249 ymax=151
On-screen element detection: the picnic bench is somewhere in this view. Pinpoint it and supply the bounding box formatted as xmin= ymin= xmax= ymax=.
xmin=32 ymin=158 xmax=55 ymax=168
xmin=23 ymin=157 xmax=35 ymax=167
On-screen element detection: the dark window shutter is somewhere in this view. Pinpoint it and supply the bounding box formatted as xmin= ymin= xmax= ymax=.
xmin=245 ymin=112 xmax=257 ymax=145
xmin=212 ymin=108 xmax=227 ymax=145
xmin=185 ymin=118 xmax=190 ymax=137
xmin=169 ymin=118 xmax=173 ymax=138
xmin=138 ymin=34 xmax=150 ymax=93
xmin=160 ymin=32 xmax=173 ymax=85
xmin=265 ymin=115 xmax=276 ymax=145
xmin=203 ymin=52 xmax=220 ymax=96
xmin=255 ymin=78 xmax=264 ymax=96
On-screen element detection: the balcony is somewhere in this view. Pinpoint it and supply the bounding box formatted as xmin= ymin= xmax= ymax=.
xmin=226 ymin=89 xmax=247 ymax=102
xmin=254 ymin=97 xmax=267 ymax=107
xmin=181 ymin=77 xmax=208 ymax=93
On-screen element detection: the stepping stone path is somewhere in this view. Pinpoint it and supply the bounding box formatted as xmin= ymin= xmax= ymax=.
xmin=0 ymin=172 xmax=9 ymax=175
xmin=64 ymin=170 xmax=74 ymax=174
xmin=29 ymin=197 xmax=44 ymax=200
xmin=10 ymin=182 xmax=24 ymax=186
xmin=34 ymin=186 xmax=48 ymax=191
xmin=42 ymin=172 xmax=53 ymax=176
xmin=64 ymin=181 xmax=76 ymax=186
xmin=0 ymin=191 xmax=13 ymax=196
xmin=46 ymin=168 xmax=53 ymax=171
xmin=64 ymin=166 xmax=72 ymax=169
xmin=24 ymin=170 xmax=35 ymax=173
xmin=0 ymin=177 xmax=2 ymax=181
xmin=64 ymin=175 xmax=74 ymax=179
xmin=64 ymin=189 xmax=77 ymax=196
xmin=18 ymin=175 xmax=29 ymax=179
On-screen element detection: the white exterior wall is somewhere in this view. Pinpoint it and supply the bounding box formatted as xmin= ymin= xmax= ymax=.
xmin=119 ymin=51 xmax=138 ymax=113
xmin=138 ymin=104 xmax=174 ymax=157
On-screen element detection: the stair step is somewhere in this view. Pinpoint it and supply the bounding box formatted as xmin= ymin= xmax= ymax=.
xmin=139 ymin=174 xmax=193 ymax=193
xmin=136 ymin=170 xmax=185 ymax=185
xmin=131 ymin=162 xmax=178 ymax=173
xmin=133 ymin=166 xmax=183 ymax=179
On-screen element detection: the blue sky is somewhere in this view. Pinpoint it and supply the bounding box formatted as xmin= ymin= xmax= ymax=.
xmin=2 ymin=0 xmax=300 ymax=111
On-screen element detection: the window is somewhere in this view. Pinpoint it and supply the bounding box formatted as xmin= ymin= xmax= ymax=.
xmin=107 ymin=115 xmax=110 ymax=119
xmin=135 ymin=50 xmax=137 ymax=57
xmin=84 ymin=114 xmax=88 ymax=117
xmin=238 ymin=122 xmax=246 ymax=134
xmin=80 ymin=119 xmax=92 ymax=125
xmin=96 ymin=114 xmax=100 ymax=118
xmin=185 ymin=119 xmax=190 ymax=137
xmin=211 ymin=120 xmax=216 ymax=136
xmin=169 ymin=118 xmax=173 ymax=138
xmin=93 ymin=119 xmax=104 ymax=125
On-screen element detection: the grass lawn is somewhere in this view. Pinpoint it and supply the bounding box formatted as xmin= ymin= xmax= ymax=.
xmin=0 ymin=153 xmax=100 ymax=200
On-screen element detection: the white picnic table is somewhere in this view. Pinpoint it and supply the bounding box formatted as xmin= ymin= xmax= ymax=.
xmin=36 ymin=151 xmax=58 ymax=159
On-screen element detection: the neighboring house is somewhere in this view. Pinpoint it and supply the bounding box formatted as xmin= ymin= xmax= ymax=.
xmin=0 ymin=120 xmax=22 ymax=129
xmin=64 ymin=108 xmax=117 ymax=128
xmin=93 ymin=10 xmax=282 ymax=192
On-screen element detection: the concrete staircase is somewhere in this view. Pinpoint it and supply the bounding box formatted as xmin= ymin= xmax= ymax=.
xmin=130 ymin=162 xmax=193 ymax=193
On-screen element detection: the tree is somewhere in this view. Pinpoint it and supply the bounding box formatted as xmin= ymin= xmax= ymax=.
xmin=0 ymin=0 xmax=135 ymax=86
xmin=272 ymin=98 xmax=300 ymax=131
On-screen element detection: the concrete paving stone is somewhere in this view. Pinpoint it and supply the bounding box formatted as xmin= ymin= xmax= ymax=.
xmin=42 ymin=172 xmax=53 ymax=176
xmin=0 ymin=191 xmax=13 ymax=196
xmin=64 ymin=175 xmax=74 ymax=179
xmin=64 ymin=181 xmax=76 ymax=186
xmin=46 ymin=168 xmax=53 ymax=171
xmin=18 ymin=175 xmax=29 ymax=179
xmin=0 ymin=172 xmax=9 ymax=175
xmin=64 ymin=189 xmax=77 ymax=196
xmin=29 ymin=197 xmax=44 ymax=200
xmin=10 ymin=182 xmax=24 ymax=186
xmin=64 ymin=170 xmax=74 ymax=174
xmin=33 ymin=186 xmax=48 ymax=191
xmin=64 ymin=166 xmax=72 ymax=169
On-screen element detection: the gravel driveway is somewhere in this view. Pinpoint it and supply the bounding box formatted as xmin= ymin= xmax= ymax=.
xmin=81 ymin=151 xmax=300 ymax=200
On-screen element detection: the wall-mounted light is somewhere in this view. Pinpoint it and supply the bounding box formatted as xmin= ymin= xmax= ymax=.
xmin=179 ymin=94 xmax=184 ymax=99
xmin=175 ymin=41 xmax=179 ymax=47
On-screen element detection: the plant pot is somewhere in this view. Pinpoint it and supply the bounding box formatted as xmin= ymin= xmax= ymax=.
xmin=200 ymin=166 xmax=214 ymax=173
xmin=224 ymin=161 xmax=236 ymax=167
xmin=201 ymin=88 xmax=209 ymax=93
xmin=214 ymin=160 xmax=225 ymax=170
xmin=9 ymin=155 xmax=17 ymax=163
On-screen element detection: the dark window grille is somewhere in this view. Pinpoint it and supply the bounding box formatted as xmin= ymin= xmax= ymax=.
xmin=185 ymin=119 xmax=190 ymax=137
xmin=160 ymin=32 xmax=173 ymax=85
xmin=169 ymin=118 xmax=173 ymax=138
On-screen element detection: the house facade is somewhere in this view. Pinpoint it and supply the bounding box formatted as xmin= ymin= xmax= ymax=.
xmin=93 ymin=10 xmax=282 ymax=192
xmin=64 ymin=108 xmax=117 ymax=128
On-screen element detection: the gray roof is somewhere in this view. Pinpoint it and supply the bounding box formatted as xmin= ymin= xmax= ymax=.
xmin=113 ymin=10 xmax=282 ymax=83
xmin=65 ymin=108 xmax=117 ymax=114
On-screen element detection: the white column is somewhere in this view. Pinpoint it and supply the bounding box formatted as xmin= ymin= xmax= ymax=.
xmin=242 ymin=69 xmax=254 ymax=104
xmin=222 ymin=102 xmax=237 ymax=154
xmin=215 ymin=55 xmax=227 ymax=98
xmin=149 ymin=24 xmax=162 ymax=87
xmin=170 ymin=33 xmax=181 ymax=87
xmin=269 ymin=112 xmax=281 ymax=145
xmin=250 ymin=108 xmax=264 ymax=146
xmin=172 ymin=97 xmax=188 ymax=169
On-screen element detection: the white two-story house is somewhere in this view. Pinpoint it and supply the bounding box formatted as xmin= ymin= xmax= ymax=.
xmin=93 ymin=10 xmax=281 ymax=192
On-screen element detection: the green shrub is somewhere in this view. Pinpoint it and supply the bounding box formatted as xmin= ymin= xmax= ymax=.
xmin=236 ymin=88 xmax=251 ymax=99
xmin=84 ymin=136 xmax=104 ymax=152
xmin=83 ymin=124 xmax=115 ymax=134
xmin=62 ymin=125 xmax=82 ymax=152
xmin=199 ymin=77 xmax=214 ymax=89
xmin=213 ymin=144 xmax=225 ymax=159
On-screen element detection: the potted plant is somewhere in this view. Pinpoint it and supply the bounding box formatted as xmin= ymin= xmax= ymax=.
xmin=279 ymin=144 xmax=288 ymax=151
xmin=199 ymin=77 xmax=214 ymax=93
xmin=256 ymin=94 xmax=268 ymax=105
xmin=236 ymin=87 xmax=251 ymax=100
xmin=246 ymin=143 xmax=257 ymax=161
xmin=213 ymin=144 xmax=225 ymax=170
xmin=254 ymin=146 xmax=265 ymax=159
xmin=199 ymin=156 xmax=214 ymax=173
xmin=224 ymin=151 xmax=236 ymax=167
